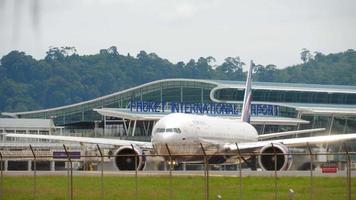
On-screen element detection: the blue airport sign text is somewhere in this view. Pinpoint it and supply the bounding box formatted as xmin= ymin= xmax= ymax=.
xmin=128 ymin=101 xmax=279 ymax=116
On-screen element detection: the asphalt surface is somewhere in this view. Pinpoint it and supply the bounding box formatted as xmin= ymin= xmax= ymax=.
xmin=3 ymin=170 xmax=355 ymax=177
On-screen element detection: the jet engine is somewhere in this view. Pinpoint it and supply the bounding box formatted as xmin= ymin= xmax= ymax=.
xmin=114 ymin=146 xmax=145 ymax=170
xmin=258 ymin=143 xmax=292 ymax=171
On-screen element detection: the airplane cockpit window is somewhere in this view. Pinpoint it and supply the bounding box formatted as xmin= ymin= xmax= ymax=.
xmin=167 ymin=128 xmax=181 ymax=133
xmin=166 ymin=128 xmax=174 ymax=132
xmin=156 ymin=128 xmax=165 ymax=133
xmin=155 ymin=128 xmax=181 ymax=133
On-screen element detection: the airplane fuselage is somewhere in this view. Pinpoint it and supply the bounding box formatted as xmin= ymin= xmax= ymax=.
xmin=151 ymin=113 xmax=258 ymax=161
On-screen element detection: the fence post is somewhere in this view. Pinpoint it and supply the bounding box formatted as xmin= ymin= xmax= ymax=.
xmin=29 ymin=145 xmax=37 ymax=200
xmin=165 ymin=144 xmax=173 ymax=200
xmin=96 ymin=144 xmax=104 ymax=200
xmin=0 ymin=151 xmax=3 ymax=200
xmin=130 ymin=144 xmax=138 ymax=200
xmin=63 ymin=144 xmax=73 ymax=200
xmin=200 ymin=143 xmax=209 ymax=200
xmin=271 ymin=143 xmax=278 ymax=200
xmin=343 ymin=143 xmax=351 ymax=200
xmin=306 ymin=142 xmax=313 ymax=200
xmin=236 ymin=143 xmax=243 ymax=200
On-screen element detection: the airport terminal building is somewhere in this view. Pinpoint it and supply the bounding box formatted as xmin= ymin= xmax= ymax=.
xmin=2 ymin=78 xmax=356 ymax=141
xmin=1 ymin=78 xmax=356 ymax=170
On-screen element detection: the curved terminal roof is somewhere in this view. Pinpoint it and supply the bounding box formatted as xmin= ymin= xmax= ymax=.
xmin=2 ymin=79 xmax=216 ymax=117
xmin=3 ymin=78 xmax=356 ymax=119
xmin=214 ymin=80 xmax=356 ymax=94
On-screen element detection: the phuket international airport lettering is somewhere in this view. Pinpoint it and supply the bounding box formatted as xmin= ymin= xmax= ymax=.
xmin=128 ymin=101 xmax=279 ymax=116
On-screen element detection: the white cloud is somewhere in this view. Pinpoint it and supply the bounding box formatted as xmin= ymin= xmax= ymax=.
xmin=172 ymin=3 xmax=197 ymax=19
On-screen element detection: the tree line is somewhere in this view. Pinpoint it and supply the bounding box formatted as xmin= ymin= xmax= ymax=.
xmin=0 ymin=47 xmax=355 ymax=112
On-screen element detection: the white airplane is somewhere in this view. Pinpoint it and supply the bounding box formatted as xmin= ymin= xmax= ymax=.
xmin=5 ymin=61 xmax=356 ymax=171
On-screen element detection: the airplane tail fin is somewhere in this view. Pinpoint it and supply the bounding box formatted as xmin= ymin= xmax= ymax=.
xmin=241 ymin=60 xmax=253 ymax=123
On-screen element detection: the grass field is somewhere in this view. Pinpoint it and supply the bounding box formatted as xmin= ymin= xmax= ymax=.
xmin=2 ymin=175 xmax=355 ymax=200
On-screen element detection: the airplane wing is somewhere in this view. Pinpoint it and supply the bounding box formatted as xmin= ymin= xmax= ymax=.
xmin=257 ymin=128 xmax=326 ymax=140
xmin=226 ymin=133 xmax=356 ymax=151
xmin=3 ymin=133 xmax=153 ymax=149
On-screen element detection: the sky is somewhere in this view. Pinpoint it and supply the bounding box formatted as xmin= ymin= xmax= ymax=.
xmin=0 ymin=0 xmax=356 ymax=68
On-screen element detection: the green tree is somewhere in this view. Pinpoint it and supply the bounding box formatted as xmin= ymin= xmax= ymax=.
xmin=300 ymin=48 xmax=313 ymax=63
xmin=1 ymin=47 xmax=355 ymax=113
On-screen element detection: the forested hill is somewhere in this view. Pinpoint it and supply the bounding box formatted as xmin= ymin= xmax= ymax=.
xmin=0 ymin=47 xmax=355 ymax=112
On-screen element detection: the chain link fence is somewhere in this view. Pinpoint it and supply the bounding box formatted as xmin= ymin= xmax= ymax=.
xmin=0 ymin=143 xmax=354 ymax=200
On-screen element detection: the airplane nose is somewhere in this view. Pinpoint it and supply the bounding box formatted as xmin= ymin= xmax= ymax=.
xmin=152 ymin=132 xmax=181 ymax=155
xmin=152 ymin=132 xmax=177 ymax=144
